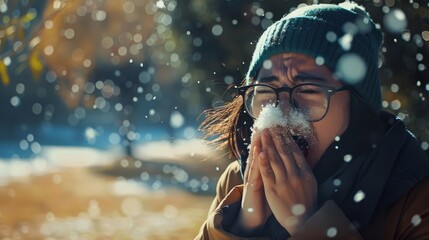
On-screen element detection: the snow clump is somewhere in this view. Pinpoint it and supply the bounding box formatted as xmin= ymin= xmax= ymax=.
xmin=251 ymin=105 xmax=315 ymax=143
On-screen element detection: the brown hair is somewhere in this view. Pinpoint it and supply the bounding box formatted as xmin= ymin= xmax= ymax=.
xmin=198 ymin=89 xmax=254 ymax=161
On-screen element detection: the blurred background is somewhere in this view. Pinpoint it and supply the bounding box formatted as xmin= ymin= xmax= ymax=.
xmin=0 ymin=0 xmax=428 ymax=239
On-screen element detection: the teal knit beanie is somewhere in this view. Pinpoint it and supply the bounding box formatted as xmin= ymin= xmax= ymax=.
xmin=246 ymin=1 xmax=384 ymax=112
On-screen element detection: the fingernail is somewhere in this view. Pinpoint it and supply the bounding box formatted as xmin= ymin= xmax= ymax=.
xmin=254 ymin=145 xmax=260 ymax=153
xmin=263 ymin=129 xmax=270 ymax=136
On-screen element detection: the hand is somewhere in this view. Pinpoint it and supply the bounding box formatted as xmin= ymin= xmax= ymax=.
xmin=231 ymin=131 xmax=272 ymax=234
xmin=258 ymin=128 xmax=318 ymax=235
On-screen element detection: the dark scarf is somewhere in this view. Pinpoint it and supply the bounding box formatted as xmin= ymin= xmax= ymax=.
xmin=262 ymin=111 xmax=429 ymax=239
xmin=316 ymin=112 xmax=409 ymax=228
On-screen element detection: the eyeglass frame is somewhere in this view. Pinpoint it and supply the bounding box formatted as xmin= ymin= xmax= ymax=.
xmin=236 ymin=83 xmax=350 ymax=122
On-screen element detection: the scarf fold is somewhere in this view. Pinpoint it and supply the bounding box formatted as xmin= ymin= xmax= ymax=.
xmin=316 ymin=112 xmax=406 ymax=229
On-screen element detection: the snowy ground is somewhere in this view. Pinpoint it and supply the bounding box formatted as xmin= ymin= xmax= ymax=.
xmin=0 ymin=138 xmax=231 ymax=239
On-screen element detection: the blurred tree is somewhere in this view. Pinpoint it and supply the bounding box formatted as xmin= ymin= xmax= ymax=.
xmin=1 ymin=0 xmax=428 ymax=155
xmin=1 ymin=0 xmax=192 ymax=155
xmin=0 ymin=0 xmax=40 ymax=85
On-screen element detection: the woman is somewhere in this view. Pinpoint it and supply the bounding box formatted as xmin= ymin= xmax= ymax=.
xmin=195 ymin=1 xmax=429 ymax=240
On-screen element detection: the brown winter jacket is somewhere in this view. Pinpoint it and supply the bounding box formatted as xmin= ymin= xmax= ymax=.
xmin=195 ymin=161 xmax=429 ymax=240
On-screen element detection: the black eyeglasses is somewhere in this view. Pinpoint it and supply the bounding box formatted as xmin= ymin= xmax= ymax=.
xmin=237 ymin=83 xmax=349 ymax=122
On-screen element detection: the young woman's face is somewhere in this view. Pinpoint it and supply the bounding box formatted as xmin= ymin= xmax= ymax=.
xmin=255 ymin=53 xmax=351 ymax=168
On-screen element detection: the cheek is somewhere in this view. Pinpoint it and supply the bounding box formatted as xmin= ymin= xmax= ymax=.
xmin=311 ymin=93 xmax=350 ymax=153
xmin=326 ymin=92 xmax=350 ymax=129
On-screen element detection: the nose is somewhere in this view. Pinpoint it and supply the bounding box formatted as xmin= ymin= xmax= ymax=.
xmin=275 ymin=94 xmax=294 ymax=119
xmin=277 ymin=92 xmax=292 ymax=111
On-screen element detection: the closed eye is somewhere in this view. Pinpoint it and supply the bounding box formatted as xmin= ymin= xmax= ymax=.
xmin=299 ymin=89 xmax=322 ymax=94
xmin=255 ymin=89 xmax=273 ymax=94
xmin=295 ymin=86 xmax=325 ymax=95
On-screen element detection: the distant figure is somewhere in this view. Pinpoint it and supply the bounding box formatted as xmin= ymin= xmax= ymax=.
xmin=196 ymin=1 xmax=429 ymax=239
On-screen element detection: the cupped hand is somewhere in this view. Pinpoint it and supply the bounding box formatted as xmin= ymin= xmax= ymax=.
xmin=231 ymin=130 xmax=272 ymax=234
xmin=258 ymin=128 xmax=318 ymax=235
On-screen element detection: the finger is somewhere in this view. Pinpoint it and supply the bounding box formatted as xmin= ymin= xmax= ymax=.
xmin=258 ymin=150 xmax=276 ymax=184
xmin=278 ymin=130 xmax=311 ymax=172
xmin=243 ymin=152 xmax=252 ymax=183
xmin=291 ymin=148 xmax=312 ymax=172
xmin=275 ymin=129 xmax=300 ymax=173
xmin=273 ymin=126 xmax=294 ymax=145
xmin=260 ymin=129 xmax=286 ymax=180
xmin=245 ymin=135 xmax=262 ymax=183
xmin=244 ymin=137 xmax=256 ymax=182
xmin=247 ymin=145 xmax=264 ymax=188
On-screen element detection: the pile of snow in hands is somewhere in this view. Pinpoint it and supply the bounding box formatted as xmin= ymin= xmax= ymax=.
xmin=251 ymin=105 xmax=316 ymax=144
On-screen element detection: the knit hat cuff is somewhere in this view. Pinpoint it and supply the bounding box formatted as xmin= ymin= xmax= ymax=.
xmin=246 ymin=16 xmax=378 ymax=80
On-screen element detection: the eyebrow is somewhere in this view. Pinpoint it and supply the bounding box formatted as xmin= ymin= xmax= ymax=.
xmin=282 ymin=57 xmax=292 ymax=62
xmin=257 ymin=74 xmax=327 ymax=84
xmin=294 ymin=73 xmax=327 ymax=82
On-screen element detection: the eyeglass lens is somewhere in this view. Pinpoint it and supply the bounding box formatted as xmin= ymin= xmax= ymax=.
xmin=245 ymin=85 xmax=329 ymax=121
